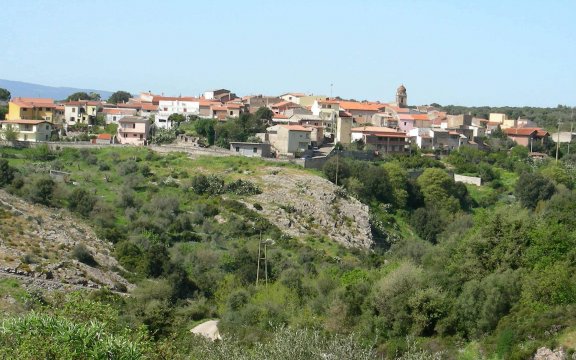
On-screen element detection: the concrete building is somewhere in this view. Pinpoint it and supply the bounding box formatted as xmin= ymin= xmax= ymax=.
xmin=279 ymin=93 xmax=307 ymax=104
xmin=6 ymin=98 xmax=56 ymax=122
xmin=63 ymin=101 xmax=100 ymax=126
xmin=337 ymin=101 xmax=387 ymax=125
xmin=311 ymin=99 xmax=340 ymax=135
xmin=336 ymin=112 xmax=353 ymax=144
xmin=0 ymin=120 xmax=53 ymax=142
xmin=101 ymin=108 xmax=138 ymax=124
xmin=268 ymin=124 xmax=312 ymax=155
xmin=351 ymin=126 xmax=409 ymax=154
xmin=504 ymin=128 xmax=549 ymax=148
xmin=230 ymin=142 xmax=272 ymax=157
xmin=154 ymin=96 xmax=200 ymax=128
xmin=117 ymin=116 xmax=150 ymax=145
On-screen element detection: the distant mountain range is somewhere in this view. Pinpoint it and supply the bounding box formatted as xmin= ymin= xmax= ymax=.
xmin=0 ymin=79 xmax=114 ymax=101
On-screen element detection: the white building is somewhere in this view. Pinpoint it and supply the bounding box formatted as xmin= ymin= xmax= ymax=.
xmin=155 ymin=97 xmax=200 ymax=129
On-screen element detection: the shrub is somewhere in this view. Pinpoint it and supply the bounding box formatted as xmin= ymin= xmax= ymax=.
xmin=28 ymin=177 xmax=56 ymax=206
xmin=72 ymin=244 xmax=97 ymax=266
xmin=0 ymin=159 xmax=15 ymax=187
xmin=67 ymin=188 xmax=96 ymax=218
xmin=225 ymin=179 xmax=262 ymax=195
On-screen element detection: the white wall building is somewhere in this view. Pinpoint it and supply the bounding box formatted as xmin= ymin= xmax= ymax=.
xmin=156 ymin=97 xmax=200 ymax=129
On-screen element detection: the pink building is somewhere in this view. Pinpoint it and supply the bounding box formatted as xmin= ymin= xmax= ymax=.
xmin=117 ymin=116 xmax=150 ymax=145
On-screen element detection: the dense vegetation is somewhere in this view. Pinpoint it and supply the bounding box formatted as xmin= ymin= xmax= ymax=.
xmin=437 ymin=104 xmax=575 ymax=130
xmin=1 ymin=142 xmax=576 ymax=359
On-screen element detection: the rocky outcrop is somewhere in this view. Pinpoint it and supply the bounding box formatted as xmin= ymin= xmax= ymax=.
xmin=0 ymin=190 xmax=132 ymax=293
xmin=246 ymin=167 xmax=373 ymax=249
xmin=533 ymin=347 xmax=570 ymax=360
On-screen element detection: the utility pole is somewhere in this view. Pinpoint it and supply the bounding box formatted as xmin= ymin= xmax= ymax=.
xmin=556 ymin=121 xmax=561 ymax=163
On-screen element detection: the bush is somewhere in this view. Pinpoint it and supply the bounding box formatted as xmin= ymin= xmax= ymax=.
xmin=67 ymin=188 xmax=96 ymax=218
xmin=72 ymin=244 xmax=97 ymax=266
xmin=0 ymin=313 xmax=152 ymax=359
xmin=225 ymin=179 xmax=262 ymax=195
xmin=515 ymin=173 xmax=556 ymax=209
xmin=0 ymin=159 xmax=15 ymax=187
xmin=28 ymin=177 xmax=56 ymax=206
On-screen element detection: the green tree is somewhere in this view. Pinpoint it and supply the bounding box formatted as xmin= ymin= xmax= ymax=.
xmin=254 ymin=106 xmax=274 ymax=121
xmin=514 ymin=172 xmax=556 ymax=209
xmin=1 ymin=123 xmax=19 ymax=141
xmin=417 ymin=168 xmax=461 ymax=213
xmin=29 ymin=177 xmax=56 ymax=206
xmin=0 ymin=106 xmax=7 ymax=120
xmin=0 ymin=159 xmax=15 ymax=187
xmin=168 ymin=113 xmax=186 ymax=127
xmin=0 ymin=88 xmax=10 ymax=101
xmin=68 ymin=92 xmax=88 ymax=101
xmin=67 ymin=188 xmax=97 ymax=218
xmin=323 ymin=155 xmax=350 ymax=185
xmin=108 ymin=91 xmax=132 ymax=104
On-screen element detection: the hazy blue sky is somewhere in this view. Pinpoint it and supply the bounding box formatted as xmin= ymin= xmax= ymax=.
xmin=1 ymin=0 xmax=574 ymax=106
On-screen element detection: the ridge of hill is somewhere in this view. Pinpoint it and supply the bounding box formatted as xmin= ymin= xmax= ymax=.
xmin=0 ymin=79 xmax=114 ymax=101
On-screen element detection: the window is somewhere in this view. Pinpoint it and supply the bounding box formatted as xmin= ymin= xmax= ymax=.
xmin=46 ymin=125 xmax=49 ymax=130
xmin=72 ymin=108 xmax=76 ymax=113
xmin=124 ymin=133 xmax=127 ymax=138
xmin=140 ymin=134 xmax=143 ymax=139
xmin=230 ymin=111 xmax=233 ymax=116
xmin=404 ymin=122 xmax=407 ymax=126
xmin=235 ymin=147 xmax=240 ymax=152
xmin=163 ymin=107 xmax=168 ymax=111
xmin=113 ymin=116 xmax=116 ymax=121
xmin=70 ymin=117 xmax=75 ymax=122
xmin=253 ymin=147 xmax=257 ymax=153
xmin=184 ymin=108 xmax=187 ymax=112
xmin=132 ymin=123 xmax=136 ymax=129
xmin=24 ymin=134 xmax=27 ymax=140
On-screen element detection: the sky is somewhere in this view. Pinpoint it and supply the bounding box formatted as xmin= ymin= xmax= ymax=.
xmin=0 ymin=0 xmax=574 ymax=107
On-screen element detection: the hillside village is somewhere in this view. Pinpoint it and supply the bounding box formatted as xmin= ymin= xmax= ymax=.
xmin=0 ymin=85 xmax=561 ymax=161
xmin=2 ymin=84 xmax=576 ymax=360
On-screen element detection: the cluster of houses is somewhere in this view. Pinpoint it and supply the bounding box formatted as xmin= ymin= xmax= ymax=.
xmin=0 ymin=86 xmax=553 ymax=156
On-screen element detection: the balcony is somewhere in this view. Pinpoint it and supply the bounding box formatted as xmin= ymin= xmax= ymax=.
xmin=118 ymin=127 xmax=145 ymax=134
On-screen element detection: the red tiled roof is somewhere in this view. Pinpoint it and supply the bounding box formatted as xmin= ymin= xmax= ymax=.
xmin=272 ymin=101 xmax=299 ymax=108
xmin=102 ymin=108 xmax=137 ymax=115
xmin=504 ymin=128 xmax=537 ymax=136
xmin=11 ymin=98 xmax=56 ymax=108
xmin=352 ymin=126 xmax=405 ymax=136
xmin=281 ymin=125 xmax=312 ymax=132
xmin=152 ymin=96 xmax=200 ymax=104
xmin=339 ymin=110 xmax=353 ymax=117
xmin=412 ymin=114 xmax=430 ymax=121
xmin=97 ymin=133 xmax=112 ymax=140
xmin=141 ymin=103 xmax=158 ymax=111
xmin=337 ymin=101 xmax=386 ymax=112
xmin=0 ymin=119 xmax=50 ymax=125
xmin=273 ymin=114 xmax=289 ymax=119
xmin=63 ymin=101 xmax=100 ymax=106
xmin=398 ymin=114 xmax=414 ymax=120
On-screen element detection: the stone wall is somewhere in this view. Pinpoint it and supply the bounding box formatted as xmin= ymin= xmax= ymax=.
xmin=454 ymin=174 xmax=482 ymax=186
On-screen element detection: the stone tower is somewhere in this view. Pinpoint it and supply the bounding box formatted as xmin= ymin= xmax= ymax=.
xmin=396 ymin=84 xmax=407 ymax=108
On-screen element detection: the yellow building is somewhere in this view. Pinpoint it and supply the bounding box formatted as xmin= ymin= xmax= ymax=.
xmin=6 ymin=98 xmax=56 ymax=121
